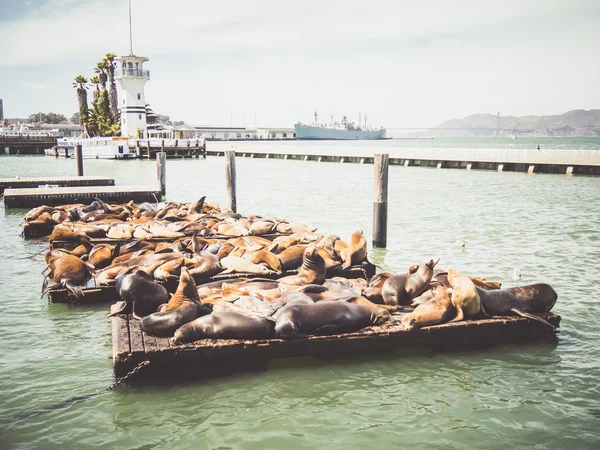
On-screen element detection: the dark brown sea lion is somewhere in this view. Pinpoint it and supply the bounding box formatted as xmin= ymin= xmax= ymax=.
xmin=278 ymin=245 xmax=307 ymax=271
xmin=362 ymin=272 xmax=393 ymax=304
xmin=277 ymin=246 xmax=326 ymax=286
xmin=140 ymin=267 xmax=205 ymax=336
xmin=340 ymin=230 xmax=367 ymax=269
xmin=274 ymin=302 xmax=392 ymax=339
xmin=243 ymin=249 xmax=283 ymax=274
xmin=477 ymin=283 xmax=558 ymax=330
xmin=401 ymin=286 xmax=455 ymax=330
xmin=382 ymin=258 xmax=440 ymax=306
xmin=172 ymin=311 xmax=275 ymax=344
xmin=110 ymin=270 xmax=170 ymax=319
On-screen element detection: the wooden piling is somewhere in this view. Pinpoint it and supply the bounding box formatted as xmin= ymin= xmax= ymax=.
xmin=157 ymin=152 xmax=166 ymax=196
xmin=373 ymin=153 xmax=389 ymax=248
xmin=225 ymin=150 xmax=237 ymax=213
xmin=75 ymin=144 xmax=83 ymax=176
xmin=146 ymin=141 xmax=151 ymax=160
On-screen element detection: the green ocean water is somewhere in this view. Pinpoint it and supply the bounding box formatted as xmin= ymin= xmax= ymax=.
xmin=1 ymin=139 xmax=599 ymax=449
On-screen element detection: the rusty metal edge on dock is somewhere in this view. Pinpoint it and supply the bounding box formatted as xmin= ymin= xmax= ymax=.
xmin=110 ymin=303 xmax=561 ymax=382
xmin=47 ymin=262 xmax=376 ymax=303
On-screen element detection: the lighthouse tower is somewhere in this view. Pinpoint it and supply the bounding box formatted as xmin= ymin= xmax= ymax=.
xmin=116 ymin=55 xmax=150 ymax=138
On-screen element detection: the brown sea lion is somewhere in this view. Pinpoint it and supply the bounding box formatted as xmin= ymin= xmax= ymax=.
xmin=382 ymin=258 xmax=440 ymax=306
xmin=220 ymin=256 xmax=274 ymax=276
xmin=88 ymin=244 xmax=119 ymax=270
xmin=274 ymin=301 xmax=391 ymax=339
xmin=243 ymin=249 xmax=283 ymax=274
xmin=401 ymin=286 xmax=455 ymax=330
xmin=278 ymin=246 xmax=326 ymax=286
xmin=317 ymin=246 xmax=343 ymax=271
xmin=447 ymin=269 xmax=481 ymax=322
xmin=362 ymin=272 xmax=392 ymax=304
xmin=48 ymin=225 xmax=90 ymax=243
xmin=140 ymin=267 xmax=205 ymax=336
xmin=44 ymin=254 xmax=93 ymax=298
xmin=340 ymin=230 xmax=367 ymax=269
xmin=278 ymin=244 xmax=307 ymax=271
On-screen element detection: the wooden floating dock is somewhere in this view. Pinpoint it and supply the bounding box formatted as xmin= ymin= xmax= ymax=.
xmin=4 ymin=185 xmax=162 ymax=209
xmin=110 ymin=303 xmax=561 ymax=382
xmin=0 ymin=176 xmax=114 ymax=194
xmin=207 ymin=146 xmax=600 ymax=176
xmin=47 ymin=262 xmax=376 ymax=304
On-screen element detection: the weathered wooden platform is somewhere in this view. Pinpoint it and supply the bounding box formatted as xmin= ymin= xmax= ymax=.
xmin=47 ymin=233 xmax=285 ymax=248
xmin=110 ymin=303 xmax=561 ymax=382
xmin=47 ymin=262 xmax=376 ymax=304
xmin=4 ymin=185 xmax=161 ymax=208
xmin=0 ymin=176 xmax=114 ymax=194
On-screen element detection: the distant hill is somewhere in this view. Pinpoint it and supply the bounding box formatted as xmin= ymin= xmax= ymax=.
xmin=422 ymin=109 xmax=600 ymax=137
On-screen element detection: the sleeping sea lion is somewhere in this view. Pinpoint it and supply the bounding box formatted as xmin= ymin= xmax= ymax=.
xmin=477 ymin=283 xmax=558 ymax=330
xmin=172 ymin=311 xmax=275 ymax=344
xmin=382 ymin=258 xmax=440 ymax=306
xmin=274 ymin=302 xmax=392 ymax=339
xmin=401 ymin=286 xmax=455 ymax=330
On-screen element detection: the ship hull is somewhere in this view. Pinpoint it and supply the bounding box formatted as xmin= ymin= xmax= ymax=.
xmin=295 ymin=124 xmax=386 ymax=140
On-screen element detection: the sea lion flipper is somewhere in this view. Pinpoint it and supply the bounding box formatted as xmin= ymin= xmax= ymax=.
xmin=449 ymin=306 xmax=464 ymax=323
xmin=510 ymin=308 xmax=556 ymax=331
xmin=108 ymin=301 xmax=130 ymax=317
xmin=479 ymin=302 xmax=492 ymax=318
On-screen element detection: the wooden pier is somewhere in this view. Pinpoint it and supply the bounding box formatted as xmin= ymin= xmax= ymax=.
xmin=0 ymin=135 xmax=56 ymax=155
xmin=110 ymin=303 xmax=561 ymax=382
xmin=47 ymin=262 xmax=376 ymax=304
xmin=4 ymin=185 xmax=161 ymax=208
xmin=0 ymin=176 xmax=114 ymax=194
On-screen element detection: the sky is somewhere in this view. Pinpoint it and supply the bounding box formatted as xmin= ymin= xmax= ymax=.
xmin=0 ymin=0 xmax=599 ymax=129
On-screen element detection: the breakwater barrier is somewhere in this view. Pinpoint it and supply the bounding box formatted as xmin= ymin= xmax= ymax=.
xmin=206 ymin=146 xmax=600 ymax=175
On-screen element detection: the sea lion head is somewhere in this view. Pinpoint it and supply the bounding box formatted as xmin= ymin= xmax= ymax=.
xmin=425 ymin=258 xmax=440 ymax=271
xmin=166 ymin=267 xmax=200 ymax=310
xmin=401 ymin=314 xmax=417 ymax=331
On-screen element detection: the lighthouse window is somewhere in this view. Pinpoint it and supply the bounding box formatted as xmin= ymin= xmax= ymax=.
xmin=137 ymin=93 xmax=141 ymax=100
xmin=138 ymin=114 xmax=142 ymax=120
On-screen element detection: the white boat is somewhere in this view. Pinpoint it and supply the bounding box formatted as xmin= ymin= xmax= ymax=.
xmin=52 ymin=137 xmax=135 ymax=159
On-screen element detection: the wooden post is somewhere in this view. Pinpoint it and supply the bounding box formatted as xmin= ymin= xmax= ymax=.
xmin=161 ymin=139 xmax=165 ymax=154
xmin=157 ymin=152 xmax=166 ymax=196
xmin=373 ymin=153 xmax=389 ymax=248
xmin=147 ymin=140 xmax=151 ymax=160
xmin=225 ymin=150 xmax=237 ymax=213
xmin=75 ymin=144 xmax=84 ymax=176
xmin=136 ymin=141 xmax=141 ymax=159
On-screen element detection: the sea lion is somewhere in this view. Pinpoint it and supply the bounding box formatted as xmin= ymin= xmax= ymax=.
xmin=140 ymin=267 xmax=205 ymax=336
xmin=110 ymin=270 xmax=170 ymax=319
xmin=447 ymin=269 xmax=481 ymax=322
xmin=278 ymin=245 xmax=307 ymax=271
xmin=48 ymin=225 xmax=90 ymax=243
xmin=43 ymin=254 xmax=93 ymax=298
xmin=88 ymin=244 xmax=119 ymax=269
xmin=317 ymin=246 xmax=343 ymax=271
xmin=274 ymin=302 xmax=392 ymax=339
xmin=340 ymin=230 xmax=367 ymax=269
xmin=401 ymin=286 xmax=455 ymax=330
xmin=172 ymin=311 xmax=275 ymax=344
xmin=382 ymin=258 xmax=440 ymax=306
xmin=243 ymin=249 xmax=283 ymax=274
xmin=362 ymin=272 xmax=392 ymax=304
xmin=220 ymin=256 xmax=274 ymax=276
xmin=476 ymin=283 xmax=558 ymax=330
xmin=277 ymin=246 xmax=326 ymax=286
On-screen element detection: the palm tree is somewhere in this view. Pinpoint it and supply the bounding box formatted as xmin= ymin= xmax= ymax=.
xmin=95 ymin=61 xmax=108 ymax=88
xmin=89 ymin=76 xmax=101 ymax=101
xmin=104 ymin=53 xmax=119 ymax=124
xmin=72 ymin=75 xmax=89 ymax=134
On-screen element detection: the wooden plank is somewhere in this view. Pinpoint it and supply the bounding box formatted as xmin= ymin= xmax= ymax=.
xmin=126 ymin=311 xmax=146 ymax=354
xmin=0 ymin=176 xmax=114 ymax=193
xmin=111 ymin=302 xmax=131 ymax=357
xmin=4 ymin=185 xmax=161 ymax=209
xmin=112 ymin=312 xmax=561 ymax=383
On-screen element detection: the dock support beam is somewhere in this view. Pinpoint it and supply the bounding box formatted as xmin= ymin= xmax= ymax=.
xmin=157 ymin=152 xmax=166 ymax=197
xmin=225 ymin=151 xmax=237 ymax=213
xmin=75 ymin=144 xmax=84 ymax=176
xmin=373 ymin=153 xmax=389 ymax=248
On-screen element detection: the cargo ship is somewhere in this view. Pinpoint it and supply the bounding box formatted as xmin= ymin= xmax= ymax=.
xmin=295 ymin=112 xmax=386 ymax=140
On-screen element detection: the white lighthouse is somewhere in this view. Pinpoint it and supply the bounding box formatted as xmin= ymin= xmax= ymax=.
xmin=116 ymin=55 xmax=150 ymax=138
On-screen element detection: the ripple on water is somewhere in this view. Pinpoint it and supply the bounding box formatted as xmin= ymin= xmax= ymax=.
xmin=1 ymin=153 xmax=600 ymax=449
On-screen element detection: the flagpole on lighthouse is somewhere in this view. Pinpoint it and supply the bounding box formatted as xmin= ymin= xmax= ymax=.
xmin=128 ymin=0 xmax=133 ymax=55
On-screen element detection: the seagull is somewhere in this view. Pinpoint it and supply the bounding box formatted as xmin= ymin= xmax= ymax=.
xmin=451 ymin=240 xmax=466 ymax=249
xmin=512 ymin=268 xmax=522 ymax=284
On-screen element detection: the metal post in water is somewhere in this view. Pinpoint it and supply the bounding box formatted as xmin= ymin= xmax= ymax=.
xmin=373 ymin=153 xmax=389 ymax=248
xmin=225 ymin=150 xmax=237 ymax=213
xmin=75 ymin=144 xmax=84 ymax=176
xmin=157 ymin=152 xmax=166 ymax=197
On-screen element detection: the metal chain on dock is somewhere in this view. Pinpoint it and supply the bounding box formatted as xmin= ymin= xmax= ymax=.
xmin=106 ymin=360 xmax=150 ymax=391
